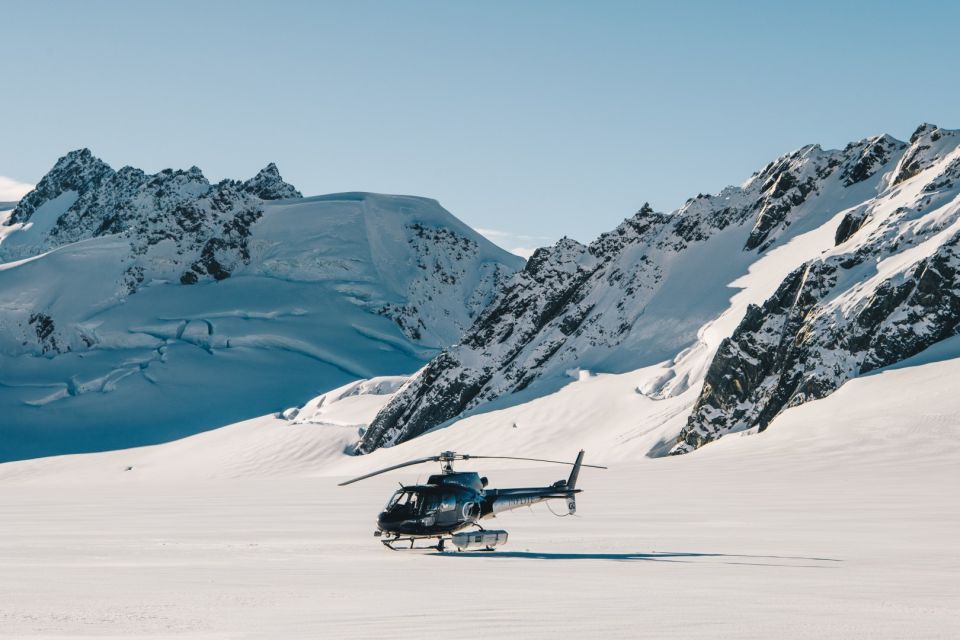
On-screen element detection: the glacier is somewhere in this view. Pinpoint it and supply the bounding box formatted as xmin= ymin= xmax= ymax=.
xmin=0 ymin=151 xmax=522 ymax=461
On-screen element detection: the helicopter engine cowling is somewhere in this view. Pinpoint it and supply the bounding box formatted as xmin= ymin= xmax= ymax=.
xmin=450 ymin=529 xmax=508 ymax=551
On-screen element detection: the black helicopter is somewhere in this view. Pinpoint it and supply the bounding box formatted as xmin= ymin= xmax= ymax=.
xmin=338 ymin=450 xmax=606 ymax=551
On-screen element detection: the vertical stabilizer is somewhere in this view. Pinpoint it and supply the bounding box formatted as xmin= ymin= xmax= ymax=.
xmin=567 ymin=450 xmax=585 ymax=490
xmin=566 ymin=450 xmax=585 ymax=514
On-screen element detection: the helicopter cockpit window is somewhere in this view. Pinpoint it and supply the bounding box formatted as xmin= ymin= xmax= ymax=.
xmin=384 ymin=490 xmax=419 ymax=513
xmin=439 ymin=494 xmax=456 ymax=512
xmin=421 ymin=494 xmax=442 ymax=515
xmin=384 ymin=491 xmax=401 ymax=511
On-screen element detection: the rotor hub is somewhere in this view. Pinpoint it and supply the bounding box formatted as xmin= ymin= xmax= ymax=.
xmin=439 ymin=451 xmax=458 ymax=473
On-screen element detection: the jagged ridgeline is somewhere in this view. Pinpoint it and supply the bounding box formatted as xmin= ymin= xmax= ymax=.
xmin=5 ymin=149 xmax=302 ymax=290
xmin=0 ymin=151 xmax=522 ymax=461
xmin=359 ymin=124 xmax=960 ymax=455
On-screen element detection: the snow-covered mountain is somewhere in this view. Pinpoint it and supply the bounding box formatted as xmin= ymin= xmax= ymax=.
xmin=7 ymin=124 xmax=960 ymax=463
xmin=359 ymin=124 xmax=960 ymax=456
xmin=0 ymin=150 xmax=522 ymax=462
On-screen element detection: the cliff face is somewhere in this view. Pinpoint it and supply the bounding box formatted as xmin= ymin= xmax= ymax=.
xmin=674 ymin=125 xmax=960 ymax=452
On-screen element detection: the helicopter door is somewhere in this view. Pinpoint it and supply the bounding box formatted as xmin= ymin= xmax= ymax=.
xmin=434 ymin=493 xmax=459 ymax=526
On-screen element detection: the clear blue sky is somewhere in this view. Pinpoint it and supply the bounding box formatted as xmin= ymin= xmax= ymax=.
xmin=2 ymin=0 xmax=958 ymax=254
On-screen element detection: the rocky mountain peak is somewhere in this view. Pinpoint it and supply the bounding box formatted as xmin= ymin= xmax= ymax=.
xmin=9 ymin=148 xmax=114 ymax=225
xmin=838 ymin=134 xmax=905 ymax=187
xmin=525 ymin=236 xmax=589 ymax=275
xmin=0 ymin=151 xmax=288 ymax=294
xmin=55 ymin=147 xmax=103 ymax=170
xmin=894 ymin=123 xmax=958 ymax=186
xmin=739 ymin=134 xmax=914 ymax=252
xmin=909 ymin=122 xmax=938 ymax=144
xmin=242 ymin=163 xmax=302 ymax=200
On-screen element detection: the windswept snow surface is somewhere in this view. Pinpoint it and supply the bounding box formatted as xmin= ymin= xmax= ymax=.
xmin=0 ymin=351 xmax=957 ymax=638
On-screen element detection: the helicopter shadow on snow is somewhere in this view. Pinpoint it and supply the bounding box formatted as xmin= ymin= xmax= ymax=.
xmin=430 ymin=550 xmax=843 ymax=568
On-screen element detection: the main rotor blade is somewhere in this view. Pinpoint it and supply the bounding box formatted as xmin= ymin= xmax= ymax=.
xmin=464 ymin=455 xmax=607 ymax=469
xmin=337 ymin=455 xmax=440 ymax=486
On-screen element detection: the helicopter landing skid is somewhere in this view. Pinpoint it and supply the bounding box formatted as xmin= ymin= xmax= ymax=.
xmin=381 ymin=526 xmax=507 ymax=553
xmin=381 ymin=536 xmax=450 ymax=552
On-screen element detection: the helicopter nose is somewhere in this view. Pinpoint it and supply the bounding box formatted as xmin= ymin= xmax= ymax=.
xmin=377 ymin=512 xmax=396 ymax=531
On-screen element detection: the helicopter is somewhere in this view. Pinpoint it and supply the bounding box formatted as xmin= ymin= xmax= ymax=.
xmin=338 ymin=450 xmax=606 ymax=551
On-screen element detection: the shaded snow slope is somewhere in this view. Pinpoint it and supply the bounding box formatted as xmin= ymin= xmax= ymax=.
xmin=5 ymin=326 xmax=959 ymax=484
xmin=0 ymin=152 xmax=521 ymax=462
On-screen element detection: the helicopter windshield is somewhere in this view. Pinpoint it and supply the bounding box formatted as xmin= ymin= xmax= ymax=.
xmin=383 ymin=490 xmax=421 ymax=515
xmin=382 ymin=489 xmax=456 ymax=518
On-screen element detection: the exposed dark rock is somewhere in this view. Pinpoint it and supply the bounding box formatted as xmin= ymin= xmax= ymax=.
xmin=834 ymin=210 xmax=871 ymax=245
xmin=673 ymin=227 xmax=960 ymax=454
xmin=894 ymin=145 xmax=932 ymax=185
xmin=744 ymin=146 xmax=830 ymax=251
xmin=840 ymin=135 xmax=904 ymax=187
xmin=28 ymin=312 xmax=60 ymax=354
xmin=893 ymin=124 xmax=957 ymax=186
xmin=358 ymin=237 xmax=596 ymax=452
